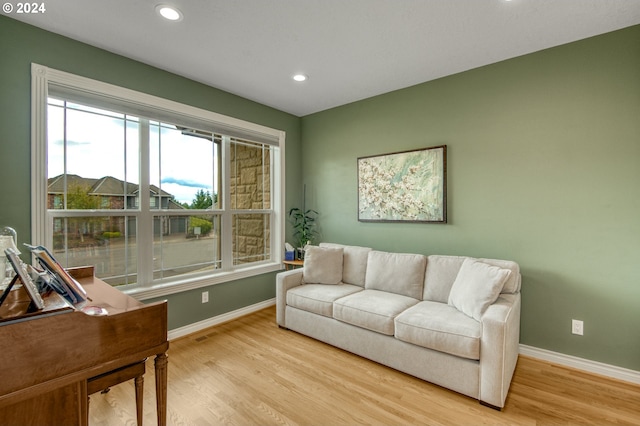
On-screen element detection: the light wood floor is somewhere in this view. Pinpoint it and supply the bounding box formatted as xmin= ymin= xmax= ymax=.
xmin=89 ymin=306 xmax=640 ymax=425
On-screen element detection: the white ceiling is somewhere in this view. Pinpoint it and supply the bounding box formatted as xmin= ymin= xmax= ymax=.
xmin=8 ymin=0 xmax=640 ymax=116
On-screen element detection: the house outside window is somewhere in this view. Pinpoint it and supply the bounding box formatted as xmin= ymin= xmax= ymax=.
xmin=31 ymin=64 xmax=285 ymax=299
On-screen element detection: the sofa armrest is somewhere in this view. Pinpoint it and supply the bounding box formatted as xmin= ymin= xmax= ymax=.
xmin=276 ymin=269 xmax=304 ymax=327
xmin=479 ymin=292 xmax=521 ymax=408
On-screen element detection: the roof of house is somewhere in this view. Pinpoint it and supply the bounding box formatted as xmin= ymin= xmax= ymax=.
xmin=48 ymin=174 xmax=173 ymax=198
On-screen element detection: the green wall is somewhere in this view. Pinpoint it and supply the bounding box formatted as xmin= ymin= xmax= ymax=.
xmin=301 ymin=25 xmax=640 ymax=370
xmin=0 ymin=15 xmax=303 ymax=330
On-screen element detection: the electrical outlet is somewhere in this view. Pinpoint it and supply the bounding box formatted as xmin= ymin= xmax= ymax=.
xmin=572 ymin=319 xmax=584 ymax=336
xmin=201 ymin=291 xmax=209 ymax=303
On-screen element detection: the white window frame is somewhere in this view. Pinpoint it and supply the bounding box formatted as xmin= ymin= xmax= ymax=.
xmin=31 ymin=64 xmax=285 ymax=300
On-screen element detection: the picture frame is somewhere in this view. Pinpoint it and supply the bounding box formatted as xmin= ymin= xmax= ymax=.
xmin=358 ymin=145 xmax=447 ymax=223
xmin=4 ymin=247 xmax=44 ymax=309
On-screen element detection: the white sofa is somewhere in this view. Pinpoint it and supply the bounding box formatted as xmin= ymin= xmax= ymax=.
xmin=276 ymin=243 xmax=521 ymax=409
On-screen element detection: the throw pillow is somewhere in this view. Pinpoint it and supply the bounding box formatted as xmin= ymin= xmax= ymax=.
xmin=302 ymin=246 xmax=344 ymax=285
xmin=448 ymin=258 xmax=512 ymax=321
xmin=320 ymin=243 xmax=372 ymax=286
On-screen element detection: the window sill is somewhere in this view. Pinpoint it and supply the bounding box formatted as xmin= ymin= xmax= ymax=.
xmin=125 ymin=262 xmax=283 ymax=301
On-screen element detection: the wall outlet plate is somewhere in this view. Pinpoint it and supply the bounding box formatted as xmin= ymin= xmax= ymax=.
xmin=572 ymin=319 xmax=584 ymax=335
xmin=202 ymin=291 xmax=209 ymax=303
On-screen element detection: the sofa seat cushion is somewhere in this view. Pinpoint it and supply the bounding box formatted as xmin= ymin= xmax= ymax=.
xmin=287 ymin=284 xmax=363 ymax=318
xmin=394 ymin=301 xmax=482 ymax=360
xmin=333 ymin=289 xmax=419 ymax=335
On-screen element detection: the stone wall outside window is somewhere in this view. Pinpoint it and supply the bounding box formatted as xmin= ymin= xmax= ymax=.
xmin=230 ymin=143 xmax=271 ymax=265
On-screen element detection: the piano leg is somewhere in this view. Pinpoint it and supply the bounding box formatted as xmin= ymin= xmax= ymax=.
xmin=154 ymin=352 xmax=168 ymax=426
xmin=135 ymin=374 xmax=144 ymax=426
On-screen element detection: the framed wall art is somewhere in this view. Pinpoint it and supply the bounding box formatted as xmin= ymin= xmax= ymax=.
xmin=357 ymin=145 xmax=446 ymax=223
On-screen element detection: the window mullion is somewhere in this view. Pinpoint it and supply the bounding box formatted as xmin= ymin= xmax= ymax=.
xmin=221 ymin=136 xmax=232 ymax=271
xmin=137 ymin=119 xmax=153 ymax=286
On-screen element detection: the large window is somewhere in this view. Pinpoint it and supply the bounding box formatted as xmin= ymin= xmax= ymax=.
xmin=32 ymin=64 xmax=285 ymax=299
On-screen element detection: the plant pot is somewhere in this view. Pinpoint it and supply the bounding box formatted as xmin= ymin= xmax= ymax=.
xmin=296 ymin=248 xmax=306 ymax=260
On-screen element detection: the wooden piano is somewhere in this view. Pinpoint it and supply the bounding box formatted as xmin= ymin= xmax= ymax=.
xmin=0 ymin=266 xmax=168 ymax=425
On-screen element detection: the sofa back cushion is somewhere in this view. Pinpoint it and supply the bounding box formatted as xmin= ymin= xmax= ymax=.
xmin=364 ymin=251 xmax=426 ymax=299
xmin=424 ymin=255 xmax=521 ymax=302
xmin=320 ymin=243 xmax=371 ymax=286
xmin=301 ymin=246 xmax=344 ymax=285
xmin=423 ymin=255 xmax=467 ymax=303
xmin=478 ymin=258 xmax=521 ymax=294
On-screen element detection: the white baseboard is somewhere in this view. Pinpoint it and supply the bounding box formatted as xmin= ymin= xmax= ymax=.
xmin=519 ymin=344 xmax=640 ymax=385
xmin=168 ymin=298 xmax=276 ymax=340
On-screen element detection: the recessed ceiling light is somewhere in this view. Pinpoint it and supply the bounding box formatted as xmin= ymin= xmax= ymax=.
xmin=293 ymin=74 xmax=308 ymax=82
xmin=156 ymin=4 xmax=183 ymax=21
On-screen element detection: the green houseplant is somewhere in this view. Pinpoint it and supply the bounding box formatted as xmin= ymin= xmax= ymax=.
xmin=288 ymin=207 xmax=318 ymax=259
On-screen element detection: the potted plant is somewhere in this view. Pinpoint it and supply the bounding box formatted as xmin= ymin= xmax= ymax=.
xmin=288 ymin=207 xmax=318 ymax=260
